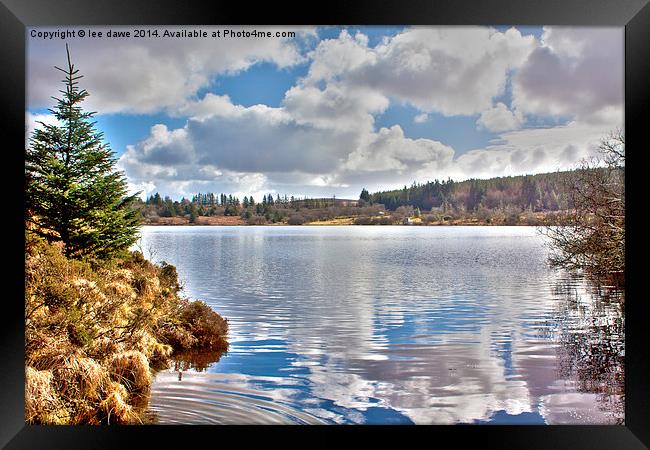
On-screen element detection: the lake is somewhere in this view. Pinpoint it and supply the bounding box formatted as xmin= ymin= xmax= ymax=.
xmin=138 ymin=225 xmax=624 ymax=425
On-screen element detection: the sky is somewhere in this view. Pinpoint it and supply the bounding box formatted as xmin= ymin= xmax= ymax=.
xmin=26 ymin=26 xmax=624 ymax=201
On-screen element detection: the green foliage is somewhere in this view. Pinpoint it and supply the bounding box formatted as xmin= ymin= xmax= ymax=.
xmin=135 ymin=169 xmax=585 ymax=227
xmin=25 ymin=45 xmax=140 ymax=259
xmin=370 ymin=172 xmax=572 ymax=213
xmin=359 ymin=188 xmax=371 ymax=203
xmin=189 ymin=206 xmax=198 ymax=223
xmin=223 ymin=204 xmax=239 ymax=216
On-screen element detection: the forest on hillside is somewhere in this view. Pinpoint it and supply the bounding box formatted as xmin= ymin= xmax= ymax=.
xmin=368 ymin=171 xmax=578 ymax=212
xmin=135 ymin=169 xmax=610 ymax=226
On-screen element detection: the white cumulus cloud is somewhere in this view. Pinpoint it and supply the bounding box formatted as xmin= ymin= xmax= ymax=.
xmin=512 ymin=27 xmax=624 ymax=125
xmin=477 ymin=103 xmax=523 ymax=133
xmin=28 ymin=26 xmax=313 ymax=114
xmin=53 ymin=25 xmax=622 ymax=200
xmin=304 ymin=26 xmax=536 ymax=117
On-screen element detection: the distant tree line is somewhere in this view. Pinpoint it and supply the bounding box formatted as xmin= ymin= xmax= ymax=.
xmin=368 ymin=171 xmax=577 ymax=213
xmin=136 ymin=191 xmax=355 ymax=224
xmin=134 ymin=169 xmax=600 ymax=227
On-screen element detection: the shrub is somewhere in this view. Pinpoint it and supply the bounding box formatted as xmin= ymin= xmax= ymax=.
xmin=542 ymin=131 xmax=625 ymax=283
xmin=157 ymin=300 xmax=229 ymax=351
xmin=504 ymin=211 xmax=521 ymax=225
xmin=287 ymin=214 xmax=307 ymax=225
xmin=158 ymin=261 xmax=181 ymax=294
xmin=247 ymin=215 xmax=267 ymax=225
xmin=354 ymin=216 xmax=372 ymax=225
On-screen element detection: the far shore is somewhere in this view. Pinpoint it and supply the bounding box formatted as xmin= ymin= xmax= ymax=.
xmin=141 ymin=215 xmax=548 ymax=227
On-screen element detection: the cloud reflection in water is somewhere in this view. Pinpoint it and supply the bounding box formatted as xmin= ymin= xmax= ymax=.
xmin=141 ymin=226 xmax=623 ymax=425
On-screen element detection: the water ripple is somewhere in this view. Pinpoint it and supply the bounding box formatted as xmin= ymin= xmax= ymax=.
xmin=148 ymin=371 xmax=326 ymax=425
xmin=139 ymin=226 xmax=624 ymax=425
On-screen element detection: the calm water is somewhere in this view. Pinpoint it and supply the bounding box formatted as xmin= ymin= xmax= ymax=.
xmin=138 ymin=226 xmax=624 ymax=425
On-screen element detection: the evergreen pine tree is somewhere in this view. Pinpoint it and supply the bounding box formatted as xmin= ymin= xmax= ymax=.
xmin=25 ymin=45 xmax=140 ymax=259
xmin=359 ymin=188 xmax=371 ymax=203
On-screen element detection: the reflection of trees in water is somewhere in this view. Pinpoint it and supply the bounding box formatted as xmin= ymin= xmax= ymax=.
xmin=552 ymin=274 xmax=624 ymax=424
xmin=170 ymin=349 xmax=226 ymax=372
xmin=144 ymin=350 xmax=226 ymax=423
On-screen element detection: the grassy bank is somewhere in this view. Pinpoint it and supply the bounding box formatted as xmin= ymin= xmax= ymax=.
xmin=25 ymin=232 xmax=228 ymax=424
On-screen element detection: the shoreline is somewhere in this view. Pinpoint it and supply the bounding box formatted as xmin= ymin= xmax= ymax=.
xmin=140 ymin=222 xmax=545 ymax=227
xmin=139 ymin=215 xmax=551 ymax=227
xmin=25 ymin=235 xmax=229 ymax=425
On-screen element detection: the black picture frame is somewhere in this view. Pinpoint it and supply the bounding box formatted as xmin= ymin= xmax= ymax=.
xmin=3 ymin=0 xmax=649 ymax=448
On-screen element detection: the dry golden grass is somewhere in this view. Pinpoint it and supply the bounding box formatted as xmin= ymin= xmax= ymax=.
xmin=53 ymin=355 xmax=107 ymax=401
xmin=99 ymin=381 xmax=136 ymax=425
xmin=25 ymin=232 xmax=229 ymax=424
xmin=194 ymin=215 xmax=245 ymax=225
xmin=109 ymin=351 xmax=151 ymax=395
xmin=144 ymin=216 xmax=188 ymax=225
xmin=25 ymin=367 xmax=68 ymax=424
xmin=306 ymin=217 xmax=356 ymax=225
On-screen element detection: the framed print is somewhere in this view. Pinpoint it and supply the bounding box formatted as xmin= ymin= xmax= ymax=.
xmin=3 ymin=0 xmax=649 ymax=447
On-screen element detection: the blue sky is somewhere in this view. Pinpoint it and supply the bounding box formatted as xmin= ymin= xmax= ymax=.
xmin=27 ymin=25 xmax=623 ymax=200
